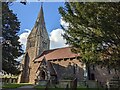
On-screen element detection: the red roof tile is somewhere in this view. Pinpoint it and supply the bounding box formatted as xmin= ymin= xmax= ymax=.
xmin=35 ymin=47 xmax=79 ymax=62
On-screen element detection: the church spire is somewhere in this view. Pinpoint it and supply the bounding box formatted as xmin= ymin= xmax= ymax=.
xmin=27 ymin=3 xmax=46 ymax=39
xmin=19 ymin=3 xmax=50 ymax=84
xmin=36 ymin=3 xmax=45 ymax=26
xmin=26 ymin=3 xmax=49 ymax=56
xmin=41 ymin=2 xmax=43 ymax=8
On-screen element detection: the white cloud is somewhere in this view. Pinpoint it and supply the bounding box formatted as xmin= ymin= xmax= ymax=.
xmin=17 ymin=17 xmax=70 ymax=62
xmin=15 ymin=55 xmax=23 ymax=62
xmin=60 ymin=17 xmax=69 ymax=29
xmin=49 ymin=17 xmax=69 ymax=49
xmin=18 ymin=29 xmax=31 ymax=51
xmin=16 ymin=29 xmax=31 ymax=62
xmin=50 ymin=28 xmax=68 ymax=49
xmin=18 ymin=17 xmax=70 ymax=51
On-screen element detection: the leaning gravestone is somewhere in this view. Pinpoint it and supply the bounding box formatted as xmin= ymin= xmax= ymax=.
xmin=109 ymin=75 xmax=120 ymax=89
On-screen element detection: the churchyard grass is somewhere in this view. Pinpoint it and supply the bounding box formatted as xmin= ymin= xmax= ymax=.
xmin=2 ymin=83 xmax=33 ymax=89
xmin=34 ymin=85 xmax=45 ymax=90
xmin=77 ymin=88 xmax=105 ymax=90
xmin=34 ymin=84 xmax=105 ymax=90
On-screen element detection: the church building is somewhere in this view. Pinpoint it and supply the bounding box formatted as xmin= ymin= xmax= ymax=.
xmin=18 ymin=5 xmax=119 ymax=86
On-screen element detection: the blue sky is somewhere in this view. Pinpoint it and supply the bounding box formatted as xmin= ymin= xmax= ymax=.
xmin=9 ymin=2 xmax=68 ymax=52
xmin=10 ymin=2 xmax=64 ymax=35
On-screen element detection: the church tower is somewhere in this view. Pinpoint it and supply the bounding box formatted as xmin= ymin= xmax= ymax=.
xmin=18 ymin=5 xmax=50 ymax=83
xmin=27 ymin=5 xmax=49 ymax=56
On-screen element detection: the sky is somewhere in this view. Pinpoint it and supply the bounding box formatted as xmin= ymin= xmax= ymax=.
xmin=9 ymin=2 xmax=69 ymax=54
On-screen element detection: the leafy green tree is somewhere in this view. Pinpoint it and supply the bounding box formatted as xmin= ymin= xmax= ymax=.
xmin=59 ymin=2 xmax=120 ymax=71
xmin=2 ymin=2 xmax=23 ymax=75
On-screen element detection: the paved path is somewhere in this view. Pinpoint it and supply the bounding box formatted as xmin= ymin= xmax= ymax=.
xmin=18 ymin=85 xmax=35 ymax=88
xmin=18 ymin=85 xmax=36 ymax=90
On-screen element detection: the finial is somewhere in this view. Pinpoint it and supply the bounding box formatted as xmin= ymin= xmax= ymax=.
xmin=41 ymin=2 xmax=43 ymax=7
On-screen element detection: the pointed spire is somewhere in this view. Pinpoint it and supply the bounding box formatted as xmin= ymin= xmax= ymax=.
xmin=26 ymin=2 xmax=50 ymax=57
xmin=36 ymin=3 xmax=45 ymax=24
xmin=27 ymin=4 xmax=45 ymax=39
xmin=41 ymin=2 xmax=43 ymax=7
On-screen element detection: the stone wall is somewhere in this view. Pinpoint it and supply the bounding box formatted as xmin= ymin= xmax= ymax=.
xmin=50 ymin=59 xmax=85 ymax=81
xmin=18 ymin=47 xmax=38 ymax=83
xmin=89 ymin=65 xmax=120 ymax=87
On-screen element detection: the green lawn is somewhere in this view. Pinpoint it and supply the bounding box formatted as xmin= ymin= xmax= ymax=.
xmin=34 ymin=85 xmax=46 ymax=90
xmin=34 ymin=84 xmax=105 ymax=90
xmin=77 ymin=88 xmax=105 ymax=90
xmin=2 ymin=83 xmax=33 ymax=89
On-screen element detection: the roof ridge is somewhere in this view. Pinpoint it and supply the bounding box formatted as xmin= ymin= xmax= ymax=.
xmin=48 ymin=46 xmax=70 ymax=51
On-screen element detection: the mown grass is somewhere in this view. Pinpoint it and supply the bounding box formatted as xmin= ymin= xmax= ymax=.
xmin=77 ymin=88 xmax=105 ymax=90
xmin=34 ymin=84 xmax=105 ymax=90
xmin=34 ymin=85 xmax=46 ymax=90
xmin=2 ymin=83 xmax=33 ymax=89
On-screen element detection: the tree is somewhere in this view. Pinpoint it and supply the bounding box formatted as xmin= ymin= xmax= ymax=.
xmin=2 ymin=2 xmax=23 ymax=75
xmin=59 ymin=2 xmax=120 ymax=71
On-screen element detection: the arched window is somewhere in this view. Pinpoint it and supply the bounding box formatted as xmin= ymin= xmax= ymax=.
xmin=42 ymin=41 xmax=47 ymax=49
xmin=24 ymin=53 xmax=29 ymax=67
xmin=21 ymin=53 xmax=30 ymax=83
xmin=24 ymin=53 xmax=30 ymax=76
xmin=90 ymin=73 xmax=95 ymax=80
xmin=73 ymin=64 xmax=77 ymax=74
xmin=41 ymin=70 xmax=45 ymax=80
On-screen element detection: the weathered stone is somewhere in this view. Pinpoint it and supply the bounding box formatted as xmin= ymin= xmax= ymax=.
xmin=18 ymin=5 xmax=49 ymax=84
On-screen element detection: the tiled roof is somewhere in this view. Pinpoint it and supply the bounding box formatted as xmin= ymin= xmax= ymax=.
xmin=35 ymin=47 xmax=79 ymax=62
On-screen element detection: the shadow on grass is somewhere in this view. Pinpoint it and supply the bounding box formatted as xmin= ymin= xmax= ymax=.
xmin=2 ymin=83 xmax=33 ymax=89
